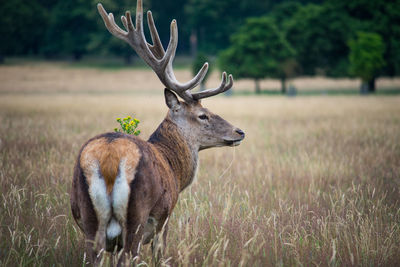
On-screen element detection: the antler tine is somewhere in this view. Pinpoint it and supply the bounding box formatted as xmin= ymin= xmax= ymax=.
xmin=165 ymin=62 xmax=209 ymax=92
xmin=97 ymin=4 xmax=127 ymax=40
xmin=192 ymin=72 xmax=234 ymax=100
xmin=135 ymin=0 xmax=143 ymax=32
xmin=147 ymin=11 xmax=165 ymax=59
xmin=159 ymin=20 xmax=178 ymax=73
xmin=121 ymin=11 xmax=134 ymax=32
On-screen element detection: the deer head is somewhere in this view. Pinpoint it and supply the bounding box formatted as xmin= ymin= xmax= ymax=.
xmin=164 ymin=90 xmax=245 ymax=150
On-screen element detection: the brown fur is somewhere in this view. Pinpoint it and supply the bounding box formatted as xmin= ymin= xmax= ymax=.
xmin=80 ymin=137 xmax=141 ymax=194
xmin=149 ymin=117 xmax=197 ymax=192
xmin=71 ymin=93 xmax=244 ymax=265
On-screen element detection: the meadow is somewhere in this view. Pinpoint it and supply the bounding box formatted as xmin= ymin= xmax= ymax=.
xmin=0 ymin=63 xmax=399 ymax=266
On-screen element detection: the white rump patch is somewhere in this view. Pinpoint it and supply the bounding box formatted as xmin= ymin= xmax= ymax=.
xmin=88 ymin=161 xmax=111 ymax=225
xmin=88 ymin=158 xmax=134 ymax=243
xmin=110 ymin=158 xmax=131 ymax=234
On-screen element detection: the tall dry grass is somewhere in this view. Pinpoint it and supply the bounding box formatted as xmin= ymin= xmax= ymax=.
xmin=0 ymin=64 xmax=399 ymax=266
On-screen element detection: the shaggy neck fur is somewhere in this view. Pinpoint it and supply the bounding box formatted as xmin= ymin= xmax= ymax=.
xmin=148 ymin=118 xmax=198 ymax=192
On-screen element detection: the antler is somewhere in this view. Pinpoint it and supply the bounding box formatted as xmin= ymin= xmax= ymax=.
xmin=97 ymin=0 xmax=233 ymax=102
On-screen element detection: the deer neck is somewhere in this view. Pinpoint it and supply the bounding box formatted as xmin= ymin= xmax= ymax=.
xmin=148 ymin=118 xmax=198 ymax=192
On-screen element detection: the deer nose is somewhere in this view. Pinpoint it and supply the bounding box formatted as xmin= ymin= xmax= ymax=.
xmin=235 ymin=129 xmax=245 ymax=139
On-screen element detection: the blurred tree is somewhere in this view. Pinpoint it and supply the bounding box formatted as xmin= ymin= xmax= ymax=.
xmin=348 ymin=32 xmax=385 ymax=93
xmin=219 ymin=17 xmax=295 ymax=94
xmin=0 ymin=0 xmax=47 ymax=62
xmin=325 ymin=0 xmax=400 ymax=79
xmin=285 ymin=3 xmax=352 ymax=76
xmin=279 ymin=58 xmax=301 ymax=93
xmin=269 ymin=1 xmax=302 ymax=29
xmin=150 ymin=0 xmax=190 ymax=53
xmin=185 ymin=0 xmax=271 ymax=54
xmin=43 ymin=0 xmax=95 ymax=60
xmin=375 ymin=1 xmax=400 ymax=78
xmin=192 ymin=52 xmax=212 ymax=90
xmin=87 ymin=0 xmax=140 ymax=64
xmin=1 ymin=0 xmax=397 ymax=80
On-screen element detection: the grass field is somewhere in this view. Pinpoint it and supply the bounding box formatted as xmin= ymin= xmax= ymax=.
xmin=1 ymin=63 xmax=400 ymax=266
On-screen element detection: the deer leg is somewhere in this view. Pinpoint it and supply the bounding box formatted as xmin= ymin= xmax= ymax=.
xmin=117 ymin=211 xmax=148 ymax=267
xmin=152 ymin=219 xmax=169 ymax=265
xmin=85 ymin=237 xmax=96 ymax=266
xmin=84 ymin=230 xmax=108 ymax=267
xmin=85 ymin=164 xmax=112 ymax=265
xmin=83 ymin=215 xmax=109 ymax=266
xmin=79 ymin=199 xmax=98 ymax=265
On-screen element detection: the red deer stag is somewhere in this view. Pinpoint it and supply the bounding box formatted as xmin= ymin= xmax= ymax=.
xmin=70 ymin=0 xmax=245 ymax=265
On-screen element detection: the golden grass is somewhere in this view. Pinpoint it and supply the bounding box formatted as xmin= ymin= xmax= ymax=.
xmin=1 ymin=63 xmax=399 ymax=94
xmin=0 ymin=64 xmax=399 ymax=266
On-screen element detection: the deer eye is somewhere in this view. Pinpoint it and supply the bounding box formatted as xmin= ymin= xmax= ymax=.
xmin=198 ymin=114 xmax=208 ymax=120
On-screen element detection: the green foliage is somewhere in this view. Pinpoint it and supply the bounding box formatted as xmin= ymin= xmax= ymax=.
xmin=192 ymin=52 xmax=212 ymax=86
xmin=114 ymin=116 xmax=141 ymax=135
xmin=1 ymin=0 xmax=400 ymax=82
xmin=43 ymin=0 xmax=95 ymax=59
xmin=150 ymin=0 xmax=190 ymax=51
xmin=185 ymin=0 xmax=271 ymax=53
xmin=348 ymin=32 xmax=385 ymax=82
xmin=0 ymin=0 xmax=47 ymax=56
xmin=325 ymin=0 xmax=400 ymax=77
xmin=285 ymin=3 xmax=353 ymax=76
xmin=219 ymin=16 xmax=295 ymax=91
xmin=87 ymin=0 xmax=144 ymax=63
xmin=269 ymin=1 xmax=302 ymax=29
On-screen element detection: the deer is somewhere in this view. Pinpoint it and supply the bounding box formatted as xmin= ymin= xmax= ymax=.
xmin=70 ymin=0 xmax=245 ymax=265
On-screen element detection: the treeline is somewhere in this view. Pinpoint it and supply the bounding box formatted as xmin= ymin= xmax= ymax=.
xmin=1 ymin=0 xmax=399 ymax=92
xmin=219 ymin=0 xmax=400 ymax=93
xmin=0 ymin=0 xmax=306 ymax=60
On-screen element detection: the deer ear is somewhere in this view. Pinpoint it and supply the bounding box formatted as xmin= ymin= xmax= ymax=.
xmin=164 ymin=89 xmax=180 ymax=109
